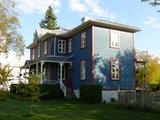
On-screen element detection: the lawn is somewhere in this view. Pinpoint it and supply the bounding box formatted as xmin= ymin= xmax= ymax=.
xmin=0 ymin=99 xmax=159 ymax=120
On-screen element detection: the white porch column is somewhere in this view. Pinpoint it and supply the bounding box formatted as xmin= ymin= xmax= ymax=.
xmin=59 ymin=62 xmax=66 ymax=96
xmin=40 ymin=61 xmax=44 ymax=84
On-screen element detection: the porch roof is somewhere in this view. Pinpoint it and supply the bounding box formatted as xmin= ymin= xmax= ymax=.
xmin=21 ymin=56 xmax=72 ymax=68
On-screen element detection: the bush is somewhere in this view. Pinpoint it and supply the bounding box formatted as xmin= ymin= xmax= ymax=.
xmin=39 ymin=84 xmax=64 ymax=100
xmin=0 ymin=89 xmax=12 ymax=100
xmin=149 ymin=84 xmax=160 ymax=91
xmin=10 ymin=84 xmax=64 ymax=99
xmin=80 ymin=84 xmax=102 ymax=103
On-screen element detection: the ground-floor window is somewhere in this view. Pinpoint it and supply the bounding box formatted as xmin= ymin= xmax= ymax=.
xmin=111 ymin=59 xmax=120 ymax=80
xmin=57 ymin=65 xmax=65 ymax=80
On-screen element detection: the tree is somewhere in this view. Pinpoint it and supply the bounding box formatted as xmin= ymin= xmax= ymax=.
xmin=141 ymin=0 xmax=160 ymax=12
xmin=39 ymin=6 xmax=59 ymax=30
xmin=0 ymin=65 xmax=13 ymax=91
xmin=0 ymin=0 xmax=25 ymax=55
xmin=136 ymin=54 xmax=160 ymax=89
xmin=25 ymin=74 xmax=41 ymax=114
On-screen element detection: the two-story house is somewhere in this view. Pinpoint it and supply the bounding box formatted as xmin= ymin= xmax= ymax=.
xmin=23 ymin=17 xmax=140 ymax=102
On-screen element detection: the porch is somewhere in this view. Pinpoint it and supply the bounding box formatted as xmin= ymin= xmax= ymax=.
xmin=21 ymin=57 xmax=72 ymax=96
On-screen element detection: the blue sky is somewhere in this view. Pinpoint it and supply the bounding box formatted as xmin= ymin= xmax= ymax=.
xmin=15 ymin=0 xmax=160 ymax=58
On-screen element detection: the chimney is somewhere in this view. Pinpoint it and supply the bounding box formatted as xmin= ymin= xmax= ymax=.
xmin=81 ymin=16 xmax=92 ymax=23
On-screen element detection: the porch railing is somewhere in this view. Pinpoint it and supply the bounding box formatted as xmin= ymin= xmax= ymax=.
xmin=42 ymin=79 xmax=66 ymax=96
xmin=42 ymin=80 xmax=60 ymax=85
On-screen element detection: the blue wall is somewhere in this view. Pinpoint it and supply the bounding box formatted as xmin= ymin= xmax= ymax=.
xmin=71 ymin=27 xmax=92 ymax=89
xmin=93 ymin=26 xmax=135 ymax=90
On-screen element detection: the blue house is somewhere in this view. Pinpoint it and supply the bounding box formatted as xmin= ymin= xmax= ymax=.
xmin=23 ymin=17 xmax=140 ymax=101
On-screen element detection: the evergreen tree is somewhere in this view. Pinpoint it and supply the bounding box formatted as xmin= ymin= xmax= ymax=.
xmin=39 ymin=6 xmax=59 ymax=30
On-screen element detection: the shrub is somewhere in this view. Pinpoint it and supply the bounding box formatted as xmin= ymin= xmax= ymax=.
xmin=149 ymin=84 xmax=160 ymax=91
xmin=80 ymin=84 xmax=102 ymax=103
xmin=39 ymin=84 xmax=64 ymax=100
xmin=0 ymin=89 xmax=12 ymax=100
xmin=10 ymin=84 xmax=64 ymax=99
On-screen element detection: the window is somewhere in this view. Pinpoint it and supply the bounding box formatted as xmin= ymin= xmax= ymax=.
xmin=58 ymin=40 xmax=66 ymax=53
xmin=44 ymin=41 xmax=47 ymax=55
xmin=81 ymin=32 xmax=86 ymax=48
xmin=80 ymin=60 xmax=86 ymax=80
xmin=68 ymin=39 xmax=72 ymax=53
xmin=57 ymin=65 xmax=65 ymax=80
xmin=37 ymin=43 xmax=40 ymax=57
xmin=111 ymin=59 xmax=120 ymax=80
xmin=32 ymin=48 xmax=35 ymax=60
xmin=110 ymin=30 xmax=120 ymax=48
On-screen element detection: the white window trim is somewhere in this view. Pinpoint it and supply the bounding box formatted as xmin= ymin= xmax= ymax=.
xmin=57 ymin=65 xmax=65 ymax=80
xmin=68 ymin=39 xmax=72 ymax=53
xmin=110 ymin=30 xmax=120 ymax=49
xmin=58 ymin=40 xmax=66 ymax=53
xmin=111 ymin=59 xmax=120 ymax=80
xmin=80 ymin=60 xmax=86 ymax=80
xmin=44 ymin=41 xmax=47 ymax=55
xmin=81 ymin=32 xmax=86 ymax=48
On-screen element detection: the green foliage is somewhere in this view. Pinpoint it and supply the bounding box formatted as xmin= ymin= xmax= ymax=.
xmin=0 ymin=0 xmax=25 ymax=54
xmin=148 ymin=84 xmax=160 ymax=91
xmin=10 ymin=84 xmax=64 ymax=99
xmin=0 ymin=89 xmax=11 ymax=100
xmin=0 ymin=65 xmax=13 ymax=91
xmin=39 ymin=6 xmax=59 ymax=30
xmin=39 ymin=84 xmax=64 ymax=100
xmin=80 ymin=84 xmax=102 ymax=103
xmin=136 ymin=55 xmax=160 ymax=88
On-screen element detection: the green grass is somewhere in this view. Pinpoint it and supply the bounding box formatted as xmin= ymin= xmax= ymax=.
xmin=0 ymin=99 xmax=159 ymax=120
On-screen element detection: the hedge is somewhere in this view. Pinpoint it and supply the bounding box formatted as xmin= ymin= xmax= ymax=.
xmin=10 ymin=84 xmax=64 ymax=99
xmin=80 ymin=84 xmax=102 ymax=103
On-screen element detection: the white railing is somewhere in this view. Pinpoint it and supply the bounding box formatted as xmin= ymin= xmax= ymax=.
xmin=42 ymin=79 xmax=66 ymax=97
xmin=59 ymin=80 xmax=66 ymax=97
xmin=42 ymin=80 xmax=59 ymax=85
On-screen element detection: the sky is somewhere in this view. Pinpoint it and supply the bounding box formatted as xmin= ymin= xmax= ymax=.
xmin=14 ymin=0 xmax=160 ymax=59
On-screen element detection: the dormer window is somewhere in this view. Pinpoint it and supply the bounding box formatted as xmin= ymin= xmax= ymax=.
xmin=81 ymin=32 xmax=86 ymax=48
xmin=44 ymin=41 xmax=47 ymax=55
xmin=110 ymin=30 xmax=120 ymax=49
xmin=58 ymin=40 xmax=66 ymax=53
xmin=68 ymin=39 xmax=72 ymax=53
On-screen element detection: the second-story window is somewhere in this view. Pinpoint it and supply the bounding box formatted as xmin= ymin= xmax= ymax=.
xmin=58 ymin=40 xmax=66 ymax=53
xmin=68 ymin=39 xmax=72 ymax=53
xmin=80 ymin=60 xmax=86 ymax=80
xmin=44 ymin=41 xmax=47 ymax=55
xmin=37 ymin=43 xmax=40 ymax=57
xmin=110 ymin=30 xmax=120 ymax=48
xmin=111 ymin=59 xmax=120 ymax=80
xmin=32 ymin=48 xmax=35 ymax=60
xmin=81 ymin=32 xmax=86 ymax=48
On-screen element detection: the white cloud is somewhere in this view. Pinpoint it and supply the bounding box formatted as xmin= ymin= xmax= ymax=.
xmin=69 ymin=0 xmax=87 ymax=13
xmin=68 ymin=0 xmax=116 ymax=20
xmin=15 ymin=0 xmax=61 ymax=14
xmin=144 ymin=16 xmax=160 ymax=29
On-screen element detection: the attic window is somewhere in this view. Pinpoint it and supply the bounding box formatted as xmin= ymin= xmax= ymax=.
xmin=110 ymin=30 xmax=120 ymax=49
